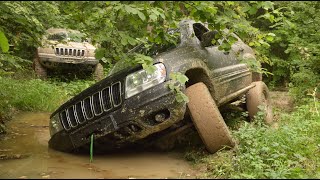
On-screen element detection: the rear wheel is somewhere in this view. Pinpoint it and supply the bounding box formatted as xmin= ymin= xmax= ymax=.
xmin=246 ymin=81 xmax=273 ymax=124
xmin=185 ymin=82 xmax=235 ymax=153
xmin=33 ymin=57 xmax=47 ymax=79
xmin=93 ymin=63 xmax=104 ymax=81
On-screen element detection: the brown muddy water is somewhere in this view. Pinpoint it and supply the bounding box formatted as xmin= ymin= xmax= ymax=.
xmin=0 ymin=112 xmax=197 ymax=179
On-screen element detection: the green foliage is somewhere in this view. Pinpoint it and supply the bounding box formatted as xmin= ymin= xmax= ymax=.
xmin=0 ymin=53 xmax=32 ymax=77
xmin=132 ymin=53 xmax=156 ymax=74
xmin=168 ymin=72 xmax=189 ymax=103
xmin=256 ymin=1 xmax=320 ymax=99
xmin=56 ymin=1 xmax=278 ymax=67
xmin=187 ymin=100 xmax=320 ymax=179
xmin=0 ymin=31 xmax=9 ymax=53
xmin=0 ymin=1 xmax=61 ymax=59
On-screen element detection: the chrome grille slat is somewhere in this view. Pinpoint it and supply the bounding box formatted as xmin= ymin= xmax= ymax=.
xmin=92 ymin=92 xmax=103 ymax=116
xmin=59 ymin=81 xmax=123 ymax=131
xmin=111 ymin=82 xmax=122 ymax=106
xmin=75 ymin=101 xmax=86 ymax=124
xmin=101 ymin=86 xmax=112 ymax=111
xmin=60 ymin=48 xmax=64 ymax=55
xmin=60 ymin=110 xmax=70 ymax=131
xmin=54 ymin=47 xmax=85 ymax=57
xmin=83 ymin=97 xmax=94 ymax=120
xmin=67 ymin=106 xmax=77 ymax=127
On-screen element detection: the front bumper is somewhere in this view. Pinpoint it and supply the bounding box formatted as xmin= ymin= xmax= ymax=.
xmin=39 ymin=55 xmax=99 ymax=69
xmin=48 ymin=80 xmax=186 ymax=152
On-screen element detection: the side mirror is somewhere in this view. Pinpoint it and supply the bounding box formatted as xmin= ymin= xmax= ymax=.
xmin=200 ymin=30 xmax=218 ymax=48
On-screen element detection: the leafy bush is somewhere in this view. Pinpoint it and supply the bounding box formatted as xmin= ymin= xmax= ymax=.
xmin=257 ymin=2 xmax=320 ymax=99
xmin=0 ymin=1 xmax=61 ymax=60
xmin=187 ymin=100 xmax=320 ymax=179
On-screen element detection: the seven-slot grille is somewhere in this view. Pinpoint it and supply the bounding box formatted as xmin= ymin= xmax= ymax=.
xmin=59 ymin=81 xmax=122 ymax=131
xmin=55 ymin=47 xmax=85 ymax=57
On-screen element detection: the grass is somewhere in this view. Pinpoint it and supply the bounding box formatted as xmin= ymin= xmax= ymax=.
xmin=0 ymin=77 xmax=66 ymax=113
xmin=49 ymin=78 xmax=96 ymax=97
xmin=0 ymin=76 xmax=96 ymax=122
xmin=185 ymin=98 xmax=320 ymax=179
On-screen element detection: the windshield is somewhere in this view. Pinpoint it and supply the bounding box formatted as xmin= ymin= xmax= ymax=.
xmin=109 ymin=28 xmax=180 ymax=76
xmin=47 ymin=32 xmax=67 ymax=41
xmin=68 ymin=32 xmax=88 ymax=43
xmin=128 ymin=28 xmax=180 ymax=57
xmin=46 ymin=31 xmax=89 ymax=43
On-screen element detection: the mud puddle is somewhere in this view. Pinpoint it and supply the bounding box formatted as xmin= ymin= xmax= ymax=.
xmin=0 ymin=112 xmax=196 ymax=179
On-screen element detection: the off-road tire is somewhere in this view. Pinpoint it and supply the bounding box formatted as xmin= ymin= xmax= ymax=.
xmin=246 ymin=81 xmax=273 ymax=124
xmin=93 ymin=63 xmax=104 ymax=81
xmin=252 ymin=72 xmax=262 ymax=82
xmin=185 ymin=82 xmax=235 ymax=154
xmin=33 ymin=57 xmax=47 ymax=79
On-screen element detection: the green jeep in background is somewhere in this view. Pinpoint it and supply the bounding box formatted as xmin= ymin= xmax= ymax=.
xmin=48 ymin=20 xmax=273 ymax=154
xmin=33 ymin=28 xmax=104 ymax=80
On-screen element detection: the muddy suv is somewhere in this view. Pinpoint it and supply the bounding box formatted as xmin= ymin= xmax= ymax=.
xmin=49 ymin=20 xmax=273 ymax=153
xmin=33 ymin=28 xmax=104 ymax=80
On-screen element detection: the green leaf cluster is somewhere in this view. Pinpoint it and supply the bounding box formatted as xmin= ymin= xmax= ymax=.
xmin=168 ymin=72 xmax=189 ymax=103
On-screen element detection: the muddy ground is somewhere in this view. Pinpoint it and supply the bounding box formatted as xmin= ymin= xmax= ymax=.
xmin=0 ymin=112 xmax=197 ymax=179
xmin=0 ymin=91 xmax=293 ymax=179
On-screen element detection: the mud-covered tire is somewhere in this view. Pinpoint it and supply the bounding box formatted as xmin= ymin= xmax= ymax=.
xmin=185 ymin=82 xmax=235 ymax=154
xmin=252 ymin=72 xmax=262 ymax=82
xmin=33 ymin=57 xmax=47 ymax=79
xmin=93 ymin=63 xmax=104 ymax=81
xmin=246 ymin=81 xmax=273 ymax=124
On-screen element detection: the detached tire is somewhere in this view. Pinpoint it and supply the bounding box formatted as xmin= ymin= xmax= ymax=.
xmin=185 ymin=82 xmax=235 ymax=153
xmin=33 ymin=57 xmax=47 ymax=79
xmin=93 ymin=63 xmax=104 ymax=81
xmin=246 ymin=81 xmax=273 ymax=124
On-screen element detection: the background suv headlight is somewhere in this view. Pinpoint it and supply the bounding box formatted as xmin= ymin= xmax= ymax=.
xmin=125 ymin=63 xmax=166 ymax=99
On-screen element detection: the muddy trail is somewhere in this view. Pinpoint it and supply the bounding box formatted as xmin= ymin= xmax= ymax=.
xmin=0 ymin=112 xmax=196 ymax=179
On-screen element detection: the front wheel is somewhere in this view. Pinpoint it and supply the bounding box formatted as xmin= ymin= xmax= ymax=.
xmin=246 ymin=81 xmax=273 ymax=124
xmin=33 ymin=57 xmax=47 ymax=79
xmin=185 ymin=82 xmax=235 ymax=153
xmin=93 ymin=63 xmax=104 ymax=81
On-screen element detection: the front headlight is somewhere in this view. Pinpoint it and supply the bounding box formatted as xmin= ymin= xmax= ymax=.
xmin=125 ymin=63 xmax=166 ymax=99
xmin=49 ymin=114 xmax=63 ymax=137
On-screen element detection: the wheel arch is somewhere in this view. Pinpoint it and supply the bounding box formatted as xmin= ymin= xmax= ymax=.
xmin=184 ymin=67 xmax=216 ymax=101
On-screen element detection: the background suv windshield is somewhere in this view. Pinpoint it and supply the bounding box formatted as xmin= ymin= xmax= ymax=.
xmin=47 ymin=31 xmax=88 ymax=43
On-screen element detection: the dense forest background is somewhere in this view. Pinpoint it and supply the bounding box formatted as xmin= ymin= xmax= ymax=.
xmin=0 ymin=1 xmax=319 ymax=98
